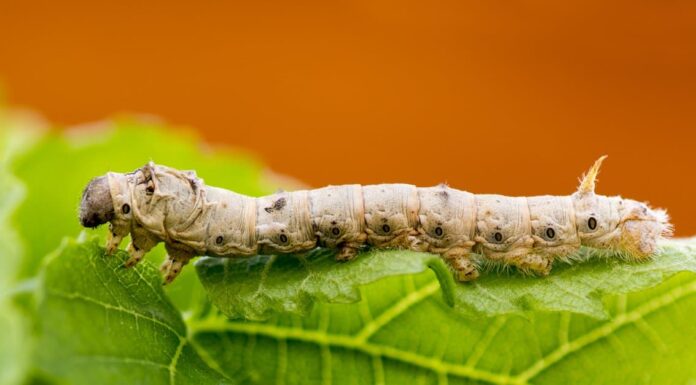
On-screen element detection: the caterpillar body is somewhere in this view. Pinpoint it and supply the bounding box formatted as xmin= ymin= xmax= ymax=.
xmin=79 ymin=157 xmax=672 ymax=284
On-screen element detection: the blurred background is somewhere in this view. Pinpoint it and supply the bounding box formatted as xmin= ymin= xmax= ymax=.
xmin=0 ymin=0 xmax=694 ymax=235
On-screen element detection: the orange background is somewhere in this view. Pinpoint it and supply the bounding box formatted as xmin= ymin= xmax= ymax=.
xmin=0 ymin=0 xmax=694 ymax=235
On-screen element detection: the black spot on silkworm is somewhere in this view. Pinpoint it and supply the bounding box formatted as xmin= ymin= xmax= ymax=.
xmin=494 ymin=232 xmax=503 ymax=242
xmin=331 ymin=220 xmax=337 ymax=225
xmin=275 ymin=198 xmax=286 ymax=210
xmin=279 ymin=234 xmax=288 ymax=243
xmin=588 ymin=217 xmax=597 ymax=230
xmin=331 ymin=227 xmax=340 ymax=236
xmin=546 ymin=228 xmax=555 ymax=239
xmin=382 ymin=224 xmax=391 ymax=234
xmin=143 ymin=175 xmax=152 ymax=183
xmin=122 ymin=204 xmax=130 ymax=214
xmin=146 ymin=186 xmax=155 ymax=194
xmin=434 ymin=226 xmax=444 ymax=237
xmin=189 ymin=178 xmax=197 ymax=191
xmin=216 ymin=236 xmax=224 ymax=245
xmin=265 ymin=197 xmax=287 ymax=213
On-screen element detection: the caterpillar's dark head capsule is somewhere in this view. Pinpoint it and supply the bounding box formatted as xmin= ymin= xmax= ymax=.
xmin=79 ymin=175 xmax=114 ymax=228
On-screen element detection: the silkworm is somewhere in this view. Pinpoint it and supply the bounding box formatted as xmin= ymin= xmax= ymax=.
xmin=78 ymin=156 xmax=672 ymax=284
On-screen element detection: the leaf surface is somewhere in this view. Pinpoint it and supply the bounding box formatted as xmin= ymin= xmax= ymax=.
xmin=197 ymin=242 xmax=696 ymax=320
xmin=195 ymin=249 xmax=435 ymax=320
xmin=190 ymin=268 xmax=696 ymax=385
xmin=0 ymin=110 xmax=41 ymax=385
xmin=36 ymin=237 xmax=231 ymax=385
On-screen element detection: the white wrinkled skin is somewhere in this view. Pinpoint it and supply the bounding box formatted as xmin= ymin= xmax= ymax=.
xmin=98 ymin=158 xmax=671 ymax=284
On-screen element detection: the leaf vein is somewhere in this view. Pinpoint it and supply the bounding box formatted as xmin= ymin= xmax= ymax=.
xmin=189 ymin=319 xmax=515 ymax=385
xmin=465 ymin=317 xmax=506 ymax=368
xmin=354 ymin=281 xmax=440 ymax=343
xmin=276 ymin=338 xmax=288 ymax=385
xmin=513 ymin=279 xmax=696 ymax=383
xmin=371 ymin=354 xmax=385 ymax=385
xmin=321 ymin=345 xmax=332 ymax=385
xmin=48 ymin=289 xmax=184 ymax=338
xmin=169 ymin=337 xmax=187 ymax=385
xmin=72 ymin=354 xmax=170 ymax=369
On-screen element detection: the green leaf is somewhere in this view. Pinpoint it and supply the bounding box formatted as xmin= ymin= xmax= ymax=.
xmin=0 ymin=109 xmax=42 ymax=385
xmin=195 ymin=249 xmax=435 ymax=320
xmin=197 ymin=242 xmax=696 ymax=320
xmin=0 ymin=173 xmax=28 ymax=385
xmin=0 ymin=306 xmax=30 ymax=385
xmin=449 ymin=242 xmax=696 ymax=318
xmin=34 ymin=235 xmax=696 ymax=385
xmin=188 ymin=269 xmax=696 ymax=385
xmin=8 ymin=118 xmax=276 ymax=312
xmin=0 ymin=108 xmax=42 ymax=287
xmin=0 ymin=141 xmax=25 ymax=289
xmin=36 ymin=236 xmax=231 ymax=385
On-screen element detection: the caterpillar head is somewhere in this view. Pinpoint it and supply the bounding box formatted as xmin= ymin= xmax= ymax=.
xmin=572 ymin=156 xmax=672 ymax=259
xmin=79 ymin=166 xmax=142 ymax=231
xmin=79 ymin=176 xmax=114 ymax=228
xmin=79 ymin=163 xmax=203 ymax=236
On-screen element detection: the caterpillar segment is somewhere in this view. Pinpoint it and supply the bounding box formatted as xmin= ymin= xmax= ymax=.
xmin=308 ymin=185 xmax=367 ymax=261
xmin=79 ymin=157 xmax=672 ymax=284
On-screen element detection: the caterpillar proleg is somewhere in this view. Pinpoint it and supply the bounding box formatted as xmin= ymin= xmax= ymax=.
xmin=79 ymin=156 xmax=672 ymax=284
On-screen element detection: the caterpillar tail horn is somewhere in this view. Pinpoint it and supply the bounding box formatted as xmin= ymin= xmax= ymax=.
xmin=577 ymin=155 xmax=608 ymax=195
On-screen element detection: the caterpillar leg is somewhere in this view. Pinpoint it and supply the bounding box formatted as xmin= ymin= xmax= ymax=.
xmin=443 ymin=250 xmax=479 ymax=281
xmin=105 ymin=230 xmax=124 ymax=255
xmin=123 ymin=225 xmax=158 ymax=268
xmin=124 ymin=238 xmax=156 ymax=268
xmin=160 ymin=256 xmax=191 ymax=285
xmin=336 ymin=246 xmax=359 ymax=261
xmin=161 ymin=246 xmax=195 ymax=285
xmin=335 ymin=234 xmax=367 ymax=262
xmin=511 ymin=254 xmax=553 ymax=276
xmin=124 ymin=243 xmax=146 ymax=268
